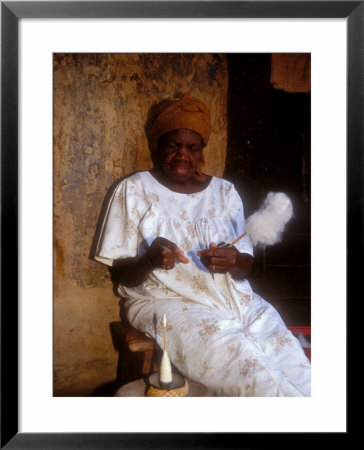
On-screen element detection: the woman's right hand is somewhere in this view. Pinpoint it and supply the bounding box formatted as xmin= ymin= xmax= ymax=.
xmin=147 ymin=237 xmax=189 ymax=270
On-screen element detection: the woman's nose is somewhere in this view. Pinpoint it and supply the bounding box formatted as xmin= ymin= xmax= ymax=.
xmin=175 ymin=146 xmax=189 ymax=159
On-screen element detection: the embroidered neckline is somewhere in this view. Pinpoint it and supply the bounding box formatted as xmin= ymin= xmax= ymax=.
xmin=144 ymin=170 xmax=214 ymax=198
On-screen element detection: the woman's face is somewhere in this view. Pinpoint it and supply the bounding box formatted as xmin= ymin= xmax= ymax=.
xmin=155 ymin=129 xmax=204 ymax=183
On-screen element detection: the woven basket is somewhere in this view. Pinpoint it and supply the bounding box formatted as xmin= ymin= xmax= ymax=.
xmin=145 ymin=373 xmax=189 ymax=397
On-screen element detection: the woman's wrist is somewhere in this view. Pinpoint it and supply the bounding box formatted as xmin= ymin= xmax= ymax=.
xmin=111 ymin=253 xmax=155 ymax=287
xmin=143 ymin=251 xmax=155 ymax=271
xmin=230 ymin=252 xmax=254 ymax=280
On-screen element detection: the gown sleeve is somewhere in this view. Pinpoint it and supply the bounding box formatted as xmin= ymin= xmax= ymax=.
xmin=226 ymin=185 xmax=254 ymax=256
xmin=93 ymin=178 xmax=144 ymax=266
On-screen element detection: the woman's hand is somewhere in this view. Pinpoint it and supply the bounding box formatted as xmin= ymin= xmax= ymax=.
xmin=197 ymin=242 xmax=253 ymax=279
xmin=197 ymin=242 xmax=237 ymax=273
xmin=112 ymin=237 xmax=189 ymax=287
xmin=147 ymin=237 xmax=190 ymax=270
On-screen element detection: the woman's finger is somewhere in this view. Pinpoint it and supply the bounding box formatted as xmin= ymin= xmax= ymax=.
xmin=160 ymin=243 xmax=189 ymax=265
xmin=167 ymin=245 xmax=189 ymax=264
xmin=197 ymin=243 xmax=217 ymax=257
xmin=209 ymin=263 xmax=229 ymax=273
xmin=209 ymin=256 xmax=228 ymax=264
xmin=176 ymin=254 xmax=190 ymax=264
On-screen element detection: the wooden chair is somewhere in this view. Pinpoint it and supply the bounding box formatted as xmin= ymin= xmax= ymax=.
xmin=110 ymin=321 xmax=159 ymax=386
xmin=107 ymin=265 xmax=160 ymax=386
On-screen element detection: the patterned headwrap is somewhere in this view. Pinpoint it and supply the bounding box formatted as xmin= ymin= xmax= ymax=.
xmin=150 ymin=92 xmax=211 ymax=150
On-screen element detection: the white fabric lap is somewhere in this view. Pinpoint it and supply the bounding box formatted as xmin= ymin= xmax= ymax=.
xmin=125 ymin=294 xmax=310 ymax=397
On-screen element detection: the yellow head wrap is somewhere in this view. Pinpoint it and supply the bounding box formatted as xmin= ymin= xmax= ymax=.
xmin=150 ymin=93 xmax=211 ymax=150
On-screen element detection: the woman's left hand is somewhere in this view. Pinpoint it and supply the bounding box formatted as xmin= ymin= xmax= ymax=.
xmin=197 ymin=243 xmax=253 ymax=279
xmin=197 ymin=243 xmax=237 ymax=273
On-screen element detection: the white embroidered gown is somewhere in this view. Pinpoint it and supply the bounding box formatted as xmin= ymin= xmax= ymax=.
xmin=94 ymin=171 xmax=311 ymax=396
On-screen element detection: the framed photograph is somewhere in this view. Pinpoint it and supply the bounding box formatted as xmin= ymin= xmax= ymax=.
xmin=2 ymin=1 xmax=358 ymax=447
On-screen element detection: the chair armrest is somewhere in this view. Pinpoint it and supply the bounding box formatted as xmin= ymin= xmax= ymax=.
xmin=110 ymin=321 xmax=155 ymax=352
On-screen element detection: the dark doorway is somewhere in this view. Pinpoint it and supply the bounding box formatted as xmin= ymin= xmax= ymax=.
xmin=224 ymin=54 xmax=311 ymax=326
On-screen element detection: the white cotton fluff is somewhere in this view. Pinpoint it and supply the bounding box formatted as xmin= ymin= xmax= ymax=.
xmin=246 ymin=192 xmax=293 ymax=247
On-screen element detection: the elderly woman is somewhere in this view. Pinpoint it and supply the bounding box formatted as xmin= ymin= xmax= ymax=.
xmin=94 ymin=93 xmax=311 ymax=396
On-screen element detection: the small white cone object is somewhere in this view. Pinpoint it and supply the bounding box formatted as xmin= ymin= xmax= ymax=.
xmin=159 ymin=350 xmax=173 ymax=388
xmin=159 ymin=313 xmax=173 ymax=388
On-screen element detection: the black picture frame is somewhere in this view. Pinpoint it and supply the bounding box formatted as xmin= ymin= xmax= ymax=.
xmin=1 ymin=1 xmax=358 ymax=448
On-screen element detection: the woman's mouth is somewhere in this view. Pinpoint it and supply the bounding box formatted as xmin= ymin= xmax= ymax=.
xmin=170 ymin=163 xmax=190 ymax=174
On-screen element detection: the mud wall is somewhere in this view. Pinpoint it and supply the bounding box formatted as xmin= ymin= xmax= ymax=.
xmin=53 ymin=53 xmax=228 ymax=395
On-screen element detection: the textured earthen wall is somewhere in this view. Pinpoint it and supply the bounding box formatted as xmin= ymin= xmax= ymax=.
xmin=53 ymin=53 xmax=228 ymax=395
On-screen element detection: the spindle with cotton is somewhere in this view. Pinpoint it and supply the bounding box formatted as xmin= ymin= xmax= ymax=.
xmin=159 ymin=313 xmax=173 ymax=389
